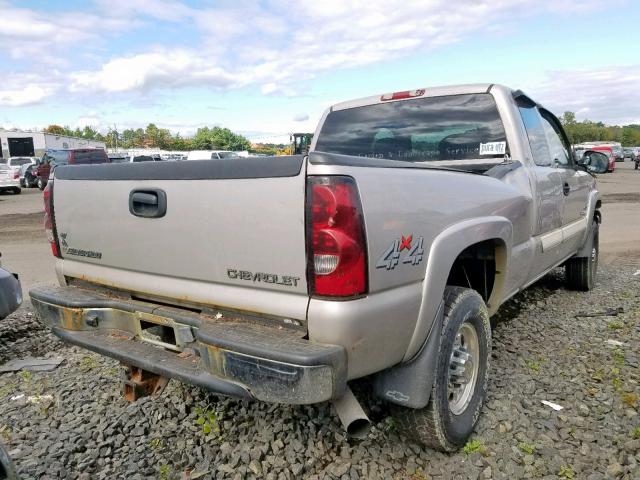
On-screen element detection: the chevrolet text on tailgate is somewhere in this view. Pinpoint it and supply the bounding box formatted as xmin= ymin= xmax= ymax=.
xmin=31 ymin=84 xmax=608 ymax=451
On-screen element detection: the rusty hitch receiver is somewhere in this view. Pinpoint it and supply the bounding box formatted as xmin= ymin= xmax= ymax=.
xmin=121 ymin=364 xmax=169 ymax=402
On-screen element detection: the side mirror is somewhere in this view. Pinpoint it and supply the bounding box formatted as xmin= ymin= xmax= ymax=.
xmin=579 ymin=150 xmax=609 ymax=174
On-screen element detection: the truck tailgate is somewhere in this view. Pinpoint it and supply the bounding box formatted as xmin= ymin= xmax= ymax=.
xmin=52 ymin=156 xmax=309 ymax=319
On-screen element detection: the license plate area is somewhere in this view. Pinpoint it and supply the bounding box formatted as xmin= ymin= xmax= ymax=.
xmin=135 ymin=312 xmax=194 ymax=352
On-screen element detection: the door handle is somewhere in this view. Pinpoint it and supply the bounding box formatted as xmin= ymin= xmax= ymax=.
xmin=563 ymin=182 xmax=570 ymax=196
xmin=129 ymin=189 xmax=167 ymax=218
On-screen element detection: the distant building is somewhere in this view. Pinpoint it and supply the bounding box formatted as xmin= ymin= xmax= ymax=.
xmin=0 ymin=129 xmax=105 ymax=159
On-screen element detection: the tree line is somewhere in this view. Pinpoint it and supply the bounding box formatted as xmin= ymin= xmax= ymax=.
xmin=43 ymin=124 xmax=254 ymax=151
xmin=560 ymin=112 xmax=640 ymax=146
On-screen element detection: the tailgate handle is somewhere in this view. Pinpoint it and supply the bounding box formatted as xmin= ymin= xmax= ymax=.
xmin=129 ymin=189 xmax=167 ymax=218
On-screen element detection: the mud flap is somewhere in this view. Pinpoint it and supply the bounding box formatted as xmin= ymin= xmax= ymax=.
xmin=576 ymin=219 xmax=598 ymax=258
xmin=373 ymin=302 xmax=444 ymax=409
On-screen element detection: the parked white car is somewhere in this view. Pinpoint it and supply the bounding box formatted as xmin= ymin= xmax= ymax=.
xmin=0 ymin=164 xmax=21 ymax=194
xmin=1 ymin=156 xmax=38 ymax=173
xmin=186 ymin=150 xmax=239 ymax=160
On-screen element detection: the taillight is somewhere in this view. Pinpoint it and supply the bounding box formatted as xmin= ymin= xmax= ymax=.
xmin=306 ymin=176 xmax=367 ymax=298
xmin=13 ymin=171 xmax=19 ymax=179
xmin=43 ymin=180 xmax=61 ymax=258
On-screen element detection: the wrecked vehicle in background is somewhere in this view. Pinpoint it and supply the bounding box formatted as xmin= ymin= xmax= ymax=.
xmin=30 ymin=84 xmax=607 ymax=451
xmin=0 ymin=255 xmax=22 ymax=321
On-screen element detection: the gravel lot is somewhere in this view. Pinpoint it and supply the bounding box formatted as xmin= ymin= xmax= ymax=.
xmin=1 ymin=267 xmax=638 ymax=479
xmin=1 ymin=163 xmax=639 ymax=479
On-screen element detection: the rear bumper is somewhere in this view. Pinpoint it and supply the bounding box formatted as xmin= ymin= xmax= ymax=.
xmin=0 ymin=179 xmax=19 ymax=189
xmin=30 ymin=284 xmax=347 ymax=404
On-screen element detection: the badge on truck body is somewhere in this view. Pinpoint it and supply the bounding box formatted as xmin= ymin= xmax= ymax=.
xmin=376 ymin=234 xmax=424 ymax=270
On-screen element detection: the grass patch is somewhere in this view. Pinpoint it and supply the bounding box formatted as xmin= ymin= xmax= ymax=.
xmin=409 ymin=468 xmax=428 ymax=480
xmin=79 ymin=355 xmax=99 ymax=372
xmin=612 ymin=348 xmax=625 ymax=367
xmin=633 ymin=426 xmax=640 ymax=439
xmin=558 ymin=465 xmax=575 ymax=479
xmin=518 ymin=442 xmax=535 ymax=455
xmin=621 ymin=393 xmax=638 ymax=409
xmin=525 ymin=360 xmax=540 ymax=372
xmin=607 ymin=321 xmax=624 ymax=330
xmin=463 ymin=439 xmax=486 ymax=455
xmin=149 ymin=437 xmax=163 ymax=451
xmin=158 ymin=464 xmax=170 ymax=480
xmin=194 ymin=406 xmax=220 ymax=437
xmin=0 ymin=425 xmax=11 ymax=443
xmin=19 ymin=370 xmax=32 ymax=383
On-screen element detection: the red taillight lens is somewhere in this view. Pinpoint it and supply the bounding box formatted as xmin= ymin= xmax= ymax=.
xmin=307 ymin=176 xmax=367 ymax=297
xmin=43 ymin=181 xmax=61 ymax=258
xmin=13 ymin=171 xmax=19 ymax=179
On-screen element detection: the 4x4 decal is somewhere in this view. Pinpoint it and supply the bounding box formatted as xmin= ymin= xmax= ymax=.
xmin=376 ymin=234 xmax=424 ymax=270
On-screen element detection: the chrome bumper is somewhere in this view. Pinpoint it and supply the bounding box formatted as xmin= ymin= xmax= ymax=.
xmin=30 ymin=284 xmax=347 ymax=404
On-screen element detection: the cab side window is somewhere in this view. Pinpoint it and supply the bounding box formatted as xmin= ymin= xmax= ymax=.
xmin=516 ymin=97 xmax=552 ymax=167
xmin=540 ymin=111 xmax=571 ymax=167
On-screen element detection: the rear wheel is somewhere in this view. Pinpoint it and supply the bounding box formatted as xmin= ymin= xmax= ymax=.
xmin=12 ymin=187 xmax=21 ymax=195
xmin=566 ymin=221 xmax=599 ymax=291
xmin=37 ymin=177 xmax=45 ymax=190
xmin=392 ymin=287 xmax=491 ymax=451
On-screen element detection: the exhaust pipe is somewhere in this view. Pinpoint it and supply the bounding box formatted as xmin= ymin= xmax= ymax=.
xmin=332 ymin=386 xmax=371 ymax=439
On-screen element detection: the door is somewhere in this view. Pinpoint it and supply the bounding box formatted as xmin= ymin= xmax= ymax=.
xmin=8 ymin=137 xmax=35 ymax=157
xmin=539 ymin=110 xmax=591 ymax=255
xmin=516 ymin=98 xmax=565 ymax=275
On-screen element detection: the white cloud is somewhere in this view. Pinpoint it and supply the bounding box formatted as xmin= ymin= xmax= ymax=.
xmin=531 ymin=64 xmax=640 ymax=125
xmin=0 ymin=84 xmax=51 ymax=107
xmin=70 ymin=50 xmax=237 ymax=93
xmin=54 ymin=0 xmax=616 ymax=98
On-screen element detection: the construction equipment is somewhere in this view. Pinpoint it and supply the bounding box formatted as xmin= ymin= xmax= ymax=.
xmin=291 ymin=133 xmax=313 ymax=155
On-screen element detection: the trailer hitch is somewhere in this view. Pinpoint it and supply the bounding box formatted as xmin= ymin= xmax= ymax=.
xmin=121 ymin=364 xmax=169 ymax=402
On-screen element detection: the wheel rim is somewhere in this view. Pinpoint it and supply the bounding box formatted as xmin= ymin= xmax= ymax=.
xmin=448 ymin=322 xmax=480 ymax=415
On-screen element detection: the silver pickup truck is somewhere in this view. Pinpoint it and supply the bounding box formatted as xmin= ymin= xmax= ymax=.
xmin=30 ymin=84 xmax=608 ymax=451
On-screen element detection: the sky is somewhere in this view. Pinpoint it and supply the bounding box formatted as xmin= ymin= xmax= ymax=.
xmin=1 ymin=0 xmax=639 ymax=143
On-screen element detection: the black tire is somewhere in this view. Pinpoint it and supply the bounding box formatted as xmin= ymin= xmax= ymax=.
xmin=12 ymin=187 xmax=21 ymax=195
xmin=392 ymin=287 xmax=491 ymax=451
xmin=19 ymin=179 xmax=25 ymax=188
xmin=37 ymin=177 xmax=45 ymax=190
xmin=565 ymin=221 xmax=599 ymax=291
xmin=0 ymin=441 xmax=18 ymax=480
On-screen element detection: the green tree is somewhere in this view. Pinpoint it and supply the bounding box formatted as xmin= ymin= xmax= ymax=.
xmin=193 ymin=127 xmax=250 ymax=151
xmin=44 ymin=124 xmax=66 ymax=135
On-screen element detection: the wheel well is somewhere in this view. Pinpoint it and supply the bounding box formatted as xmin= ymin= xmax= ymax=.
xmin=446 ymin=239 xmax=506 ymax=307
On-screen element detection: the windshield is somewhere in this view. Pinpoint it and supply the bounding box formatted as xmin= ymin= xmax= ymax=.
xmin=315 ymin=93 xmax=508 ymax=164
xmin=218 ymin=152 xmax=239 ymax=159
xmin=72 ymin=150 xmax=108 ymax=165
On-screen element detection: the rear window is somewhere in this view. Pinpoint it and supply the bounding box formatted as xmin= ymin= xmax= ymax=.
xmin=71 ymin=150 xmax=108 ymax=165
xmin=132 ymin=155 xmax=154 ymax=162
xmin=10 ymin=157 xmax=33 ymax=166
xmin=218 ymin=152 xmax=239 ymax=159
xmin=45 ymin=151 xmax=70 ymax=165
xmin=315 ymin=93 xmax=508 ymax=163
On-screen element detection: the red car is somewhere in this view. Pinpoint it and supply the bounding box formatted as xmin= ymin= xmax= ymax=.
xmin=590 ymin=146 xmax=616 ymax=173
xmin=36 ymin=148 xmax=110 ymax=190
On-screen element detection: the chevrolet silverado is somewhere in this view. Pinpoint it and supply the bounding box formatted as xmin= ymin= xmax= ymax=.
xmin=30 ymin=84 xmax=608 ymax=451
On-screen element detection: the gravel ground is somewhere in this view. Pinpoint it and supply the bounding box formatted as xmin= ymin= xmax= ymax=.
xmin=0 ymin=265 xmax=638 ymax=479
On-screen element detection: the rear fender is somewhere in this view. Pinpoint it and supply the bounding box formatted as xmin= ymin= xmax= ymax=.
xmin=402 ymin=217 xmax=512 ymax=362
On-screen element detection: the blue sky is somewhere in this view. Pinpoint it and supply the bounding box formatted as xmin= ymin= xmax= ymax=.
xmin=1 ymin=0 xmax=638 ymax=143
